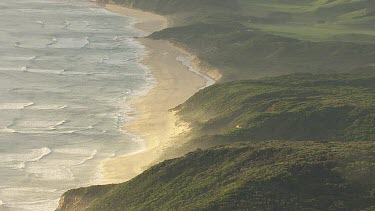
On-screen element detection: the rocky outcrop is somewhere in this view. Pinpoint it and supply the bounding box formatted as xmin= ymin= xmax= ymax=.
xmin=56 ymin=185 xmax=115 ymax=211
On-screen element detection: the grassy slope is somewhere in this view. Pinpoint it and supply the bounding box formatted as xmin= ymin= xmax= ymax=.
xmin=175 ymin=71 xmax=375 ymax=145
xmin=150 ymin=24 xmax=375 ymax=80
xmin=57 ymin=71 xmax=375 ymax=211
xmin=238 ymin=0 xmax=375 ymax=41
xmin=112 ymin=0 xmax=375 ymax=81
xmin=56 ymin=1 xmax=375 ymax=210
xmin=63 ymin=142 xmax=375 ymax=211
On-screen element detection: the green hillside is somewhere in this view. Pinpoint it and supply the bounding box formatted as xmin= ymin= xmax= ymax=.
xmin=58 ymin=141 xmax=375 ymax=211
xmin=175 ymin=71 xmax=375 ymax=146
xmin=56 ymin=1 xmax=375 ymax=210
xmin=150 ymin=24 xmax=375 ymax=80
xmin=57 ymin=71 xmax=375 ymax=211
xmin=112 ymin=0 xmax=375 ymax=81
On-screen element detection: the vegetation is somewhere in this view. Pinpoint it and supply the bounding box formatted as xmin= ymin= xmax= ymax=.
xmin=56 ymin=185 xmax=115 ymax=211
xmin=58 ymin=141 xmax=375 ymax=211
xmin=150 ymin=24 xmax=375 ymax=80
xmin=57 ymin=71 xmax=375 ymax=211
xmin=175 ymin=71 xmax=375 ymax=146
xmin=57 ymin=1 xmax=375 ymax=210
xmin=111 ymin=0 xmax=375 ymax=81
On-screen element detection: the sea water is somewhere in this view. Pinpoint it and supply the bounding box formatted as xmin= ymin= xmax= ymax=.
xmin=0 ymin=0 xmax=153 ymax=210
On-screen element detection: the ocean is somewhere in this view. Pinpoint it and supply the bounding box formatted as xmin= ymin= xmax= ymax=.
xmin=0 ymin=0 xmax=153 ymax=210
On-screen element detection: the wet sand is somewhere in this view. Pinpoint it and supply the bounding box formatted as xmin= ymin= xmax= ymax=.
xmin=102 ymin=5 xmax=208 ymax=183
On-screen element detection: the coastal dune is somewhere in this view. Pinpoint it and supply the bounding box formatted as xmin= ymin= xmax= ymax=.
xmin=102 ymin=5 xmax=208 ymax=183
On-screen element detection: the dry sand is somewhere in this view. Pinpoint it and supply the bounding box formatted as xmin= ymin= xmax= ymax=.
xmin=102 ymin=5 xmax=208 ymax=183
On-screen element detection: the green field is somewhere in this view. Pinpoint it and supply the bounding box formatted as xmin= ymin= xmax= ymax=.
xmin=238 ymin=0 xmax=375 ymax=43
xmin=250 ymin=23 xmax=375 ymax=42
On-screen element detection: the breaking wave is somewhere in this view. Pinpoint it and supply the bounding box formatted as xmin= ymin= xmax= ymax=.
xmin=46 ymin=37 xmax=57 ymax=46
xmin=0 ymin=147 xmax=52 ymax=170
xmin=0 ymin=102 xmax=34 ymax=110
xmin=75 ymin=150 xmax=97 ymax=166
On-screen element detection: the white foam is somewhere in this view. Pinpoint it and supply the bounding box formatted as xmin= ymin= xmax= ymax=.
xmin=14 ymin=120 xmax=65 ymax=130
xmin=46 ymin=37 xmax=57 ymax=46
xmin=36 ymin=20 xmax=45 ymax=26
xmin=75 ymin=150 xmax=97 ymax=165
xmin=24 ymin=68 xmax=65 ymax=74
xmin=25 ymin=164 xmax=75 ymax=181
xmin=100 ymin=57 xmax=110 ymax=63
xmin=130 ymin=63 xmax=157 ymax=97
xmin=0 ymin=1 xmax=154 ymax=209
xmin=52 ymin=148 xmax=99 ymax=167
xmin=63 ymin=20 xmax=71 ymax=29
xmin=0 ymin=66 xmax=65 ymax=74
xmin=6 ymin=125 xmax=88 ymax=134
xmin=0 ymin=147 xmax=52 ymax=170
xmin=0 ymin=127 xmax=16 ymax=133
xmin=60 ymin=70 xmax=97 ymax=76
xmin=54 ymin=148 xmax=95 ymax=155
xmin=0 ymin=188 xmax=59 ymax=211
xmin=0 ymin=102 xmax=34 ymax=110
xmin=176 ymin=55 xmax=216 ymax=89
xmin=27 ymin=104 xmax=68 ymax=110
xmin=10 ymin=87 xmax=68 ymax=94
xmin=82 ymin=36 xmax=90 ymax=48
xmin=47 ymin=37 xmax=91 ymax=49
xmin=0 ymin=67 xmax=21 ymax=72
xmin=4 ymin=124 xmax=91 ymax=134
xmin=113 ymin=36 xmax=122 ymax=41
xmin=28 ymin=147 xmax=52 ymax=163
xmin=0 ymin=56 xmax=38 ymax=61
xmin=49 ymin=120 xmax=67 ymax=130
xmin=1 ymin=187 xmax=58 ymax=194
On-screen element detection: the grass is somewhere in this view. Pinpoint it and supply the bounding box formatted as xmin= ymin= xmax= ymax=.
xmin=237 ymin=0 xmax=375 ymax=42
xmin=175 ymin=71 xmax=375 ymax=144
xmin=150 ymin=23 xmax=375 ymax=81
xmin=59 ymin=141 xmax=375 ymax=211
xmin=109 ymin=0 xmax=375 ymax=82
xmin=56 ymin=1 xmax=375 ymax=210
xmin=57 ymin=71 xmax=375 ymax=211
xmin=250 ymin=23 xmax=375 ymax=42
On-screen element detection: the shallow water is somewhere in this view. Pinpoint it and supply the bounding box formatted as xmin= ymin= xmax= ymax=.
xmin=0 ymin=0 xmax=152 ymax=210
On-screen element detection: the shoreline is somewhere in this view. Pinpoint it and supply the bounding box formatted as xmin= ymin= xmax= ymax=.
xmin=101 ymin=4 xmax=210 ymax=183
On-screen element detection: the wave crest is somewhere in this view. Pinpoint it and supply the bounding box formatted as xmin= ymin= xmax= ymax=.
xmin=0 ymin=102 xmax=34 ymax=110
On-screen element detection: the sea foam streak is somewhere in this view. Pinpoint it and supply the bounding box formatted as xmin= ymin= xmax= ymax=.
xmin=49 ymin=120 xmax=67 ymax=130
xmin=0 ymin=102 xmax=34 ymax=110
xmin=0 ymin=56 xmax=38 ymax=61
xmin=47 ymin=37 xmax=91 ymax=49
xmin=0 ymin=127 xmax=16 ymax=133
xmin=176 ymin=55 xmax=215 ymax=88
xmin=0 ymin=147 xmax=52 ymax=170
xmin=75 ymin=150 xmax=97 ymax=165
xmin=27 ymin=104 xmax=68 ymax=110
xmin=28 ymin=147 xmax=52 ymax=163
xmin=24 ymin=68 xmax=66 ymax=74
xmin=0 ymin=0 xmax=148 ymax=210
xmin=46 ymin=37 xmax=57 ymax=46
xmin=0 ymin=66 xmax=65 ymax=74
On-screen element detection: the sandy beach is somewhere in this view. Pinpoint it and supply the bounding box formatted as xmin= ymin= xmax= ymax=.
xmin=102 ymin=5 xmax=208 ymax=183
